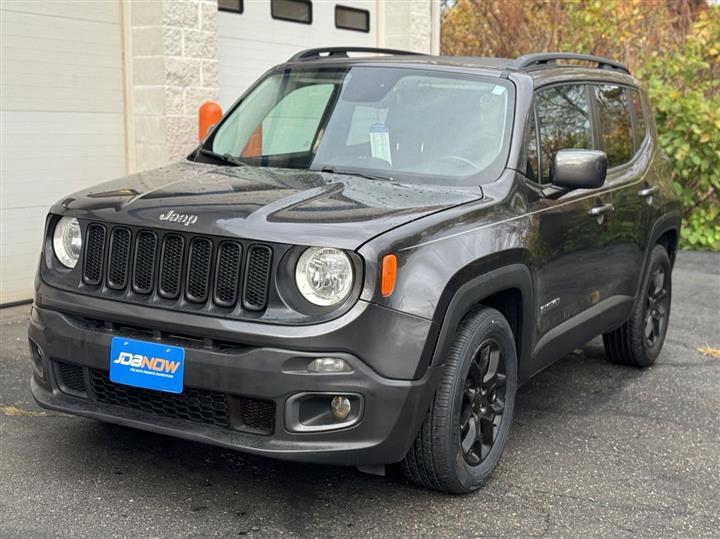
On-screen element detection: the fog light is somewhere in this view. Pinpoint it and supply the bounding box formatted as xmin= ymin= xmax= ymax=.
xmin=28 ymin=338 xmax=46 ymax=381
xmin=307 ymin=357 xmax=352 ymax=373
xmin=330 ymin=396 xmax=352 ymax=420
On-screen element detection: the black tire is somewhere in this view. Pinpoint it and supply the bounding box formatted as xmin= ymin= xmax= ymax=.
xmin=603 ymin=244 xmax=672 ymax=367
xmin=401 ymin=307 xmax=517 ymax=494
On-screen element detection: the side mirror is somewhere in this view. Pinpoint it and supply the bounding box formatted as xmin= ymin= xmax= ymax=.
xmin=551 ymin=149 xmax=607 ymax=190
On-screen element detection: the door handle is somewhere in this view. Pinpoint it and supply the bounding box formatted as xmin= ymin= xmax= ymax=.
xmin=588 ymin=203 xmax=615 ymax=216
xmin=638 ymin=185 xmax=659 ymax=198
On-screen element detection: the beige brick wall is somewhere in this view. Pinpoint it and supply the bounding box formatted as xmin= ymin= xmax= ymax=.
xmin=379 ymin=0 xmax=439 ymax=54
xmin=124 ymin=0 xmax=219 ymax=172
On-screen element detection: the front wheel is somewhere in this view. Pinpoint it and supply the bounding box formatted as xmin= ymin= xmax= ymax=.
xmin=402 ymin=307 xmax=517 ymax=494
xmin=603 ymin=244 xmax=672 ymax=367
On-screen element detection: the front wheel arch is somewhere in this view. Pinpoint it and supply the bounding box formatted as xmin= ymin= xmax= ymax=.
xmin=427 ymin=264 xmax=534 ymax=384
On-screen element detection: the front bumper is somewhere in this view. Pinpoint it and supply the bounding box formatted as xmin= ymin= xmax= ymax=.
xmin=28 ymin=284 xmax=440 ymax=466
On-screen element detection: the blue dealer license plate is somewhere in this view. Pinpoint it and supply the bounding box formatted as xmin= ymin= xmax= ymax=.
xmin=109 ymin=337 xmax=185 ymax=394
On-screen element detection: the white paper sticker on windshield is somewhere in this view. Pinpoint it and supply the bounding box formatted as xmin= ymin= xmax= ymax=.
xmin=370 ymin=123 xmax=392 ymax=165
xmin=492 ymin=85 xmax=506 ymax=96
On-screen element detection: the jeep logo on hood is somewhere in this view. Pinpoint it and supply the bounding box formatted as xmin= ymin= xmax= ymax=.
xmin=159 ymin=209 xmax=198 ymax=226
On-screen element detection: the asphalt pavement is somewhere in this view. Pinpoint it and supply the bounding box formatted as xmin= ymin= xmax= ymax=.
xmin=1 ymin=251 xmax=718 ymax=538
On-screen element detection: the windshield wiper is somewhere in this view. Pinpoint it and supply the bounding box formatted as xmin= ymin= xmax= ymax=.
xmin=196 ymin=148 xmax=248 ymax=167
xmin=320 ymin=166 xmax=394 ymax=182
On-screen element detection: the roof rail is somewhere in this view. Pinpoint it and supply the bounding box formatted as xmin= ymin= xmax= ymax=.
xmin=288 ymin=47 xmax=423 ymax=62
xmin=514 ymin=52 xmax=630 ymax=74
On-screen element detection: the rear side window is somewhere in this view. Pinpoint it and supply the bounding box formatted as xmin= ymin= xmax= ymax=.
xmin=628 ymin=89 xmax=647 ymax=150
xmin=535 ymin=84 xmax=592 ymax=183
xmin=595 ymin=85 xmax=634 ymax=167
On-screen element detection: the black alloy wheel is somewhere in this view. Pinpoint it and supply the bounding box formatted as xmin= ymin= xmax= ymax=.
xmin=459 ymin=338 xmax=507 ymax=466
xmin=644 ymin=265 xmax=669 ymax=348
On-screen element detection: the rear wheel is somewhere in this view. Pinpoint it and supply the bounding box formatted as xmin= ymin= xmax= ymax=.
xmin=603 ymin=244 xmax=672 ymax=367
xmin=402 ymin=307 xmax=517 ymax=494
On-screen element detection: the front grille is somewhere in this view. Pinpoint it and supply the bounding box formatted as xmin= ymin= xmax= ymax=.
xmin=57 ymin=361 xmax=87 ymax=393
xmin=85 ymin=368 xmax=275 ymax=435
xmin=81 ymin=222 xmax=275 ymax=315
xmin=90 ymin=369 xmax=231 ymax=429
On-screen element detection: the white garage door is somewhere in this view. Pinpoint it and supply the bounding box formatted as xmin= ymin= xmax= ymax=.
xmin=0 ymin=1 xmax=127 ymax=304
xmin=218 ymin=0 xmax=377 ymax=110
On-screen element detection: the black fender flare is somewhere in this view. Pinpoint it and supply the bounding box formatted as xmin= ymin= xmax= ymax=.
xmin=633 ymin=209 xmax=681 ymax=306
xmin=425 ymin=263 xmax=535 ymax=383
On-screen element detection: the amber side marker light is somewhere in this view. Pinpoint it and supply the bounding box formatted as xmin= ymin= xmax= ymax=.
xmin=381 ymin=254 xmax=397 ymax=297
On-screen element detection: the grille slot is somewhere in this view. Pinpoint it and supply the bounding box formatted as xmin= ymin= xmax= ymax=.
xmin=185 ymin=238 xmax=213 ymax=303
xmin=243 ymin=245 xmax=272 ymax=311
xmin=57 ymin=361 xmax=87 ymax=394
xmin=78 ymin=222 xmax=275 ymax=314
xmin=107 ymin=228 xmax=131 ymax=290
xmin=158 ymin=235 xmax=184 ymax=299
xmin=214 ymin=242 xmax=242 ymax=307
xmin=132 ymin=231 xmax=157 ymax=294
xmin=82 ymin=224 xmax=106 ymax=285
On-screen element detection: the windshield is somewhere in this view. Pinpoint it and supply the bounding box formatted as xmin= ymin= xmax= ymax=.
xmin=208 ymin=66 xmax=514 ymax=185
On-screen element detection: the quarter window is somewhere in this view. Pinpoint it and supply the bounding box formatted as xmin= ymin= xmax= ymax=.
xmin=595 ymin=85 xmax=634 ymax=167
xmin=335 ymin=5 xmax=370 ymax=32
xmin=525 ymin=111 xmax=539 ymax=182
xmin=271 ymin=0 xmax=312 ymax=24
xmin=535 ymin=84 xmax=592 ymax=183
xmin=628 ymin=89 xmax=647 ymax=150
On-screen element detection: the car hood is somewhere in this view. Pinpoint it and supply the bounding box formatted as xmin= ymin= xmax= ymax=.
xmin=53 ymin=161 xmax=482 ymax=250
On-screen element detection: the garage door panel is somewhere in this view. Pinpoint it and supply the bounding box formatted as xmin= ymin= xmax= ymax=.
xmin=1 ymin=45 xmax=121 ymax=72
xmin=1 ymin=111 xmax=125 ymax=134
xmin=1 ymin=34 xmax=121 ymax=58
xmin=0 ymin=1 xmax=119 ymax=24
xmin=1 ymin=59 xmax=121 ymax=81
xmin=1 ymin=84 xmax=124 ymax=113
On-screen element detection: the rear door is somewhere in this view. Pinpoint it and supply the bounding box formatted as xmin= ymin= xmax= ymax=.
xmin=591 ymin=84 xmax=650 ymax=300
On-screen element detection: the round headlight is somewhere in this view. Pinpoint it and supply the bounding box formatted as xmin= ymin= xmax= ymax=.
xmin=295 ymin=247 xmax=354 ymax=306
xmin=52 ymin=217 xmax=82 ymax=268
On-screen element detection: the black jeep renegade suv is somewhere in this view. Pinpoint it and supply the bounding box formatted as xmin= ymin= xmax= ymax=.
xmin=29 ymin=49 xmax=681 ymax=493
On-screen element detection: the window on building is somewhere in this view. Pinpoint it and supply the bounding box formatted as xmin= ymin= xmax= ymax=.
xmin=535 ymin=84 xmax=592 ymax=183
xmin=271 ymin=0 xmax=312 ymax=24
xmin=218 ymin=0 xmax=243 ymax=13
xmin=335 ymin=5 xmax=370 ymax=32
xmin=594 ymin=85 xmax=634 ymax=167
xmin=628 ymin=89 xmax=647 ymax=151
